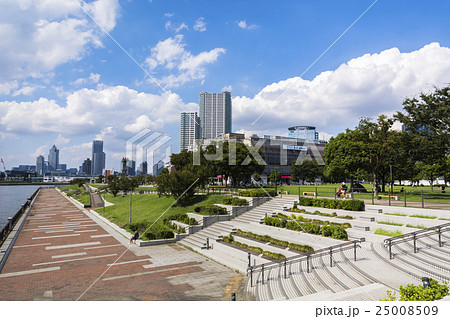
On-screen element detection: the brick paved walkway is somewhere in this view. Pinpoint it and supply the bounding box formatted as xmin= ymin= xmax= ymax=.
xmin=0 ymin=189 xmax=238 ymax=300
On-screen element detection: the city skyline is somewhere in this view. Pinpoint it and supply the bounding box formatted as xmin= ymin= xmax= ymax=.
xmin=1 ymin=1 xmax=450 ymax=169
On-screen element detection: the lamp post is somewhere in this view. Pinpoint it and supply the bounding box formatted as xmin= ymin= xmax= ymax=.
xmin=129 ymin=190 xmax=132 ymax=223
xmin=422 ymin=277 xmax=430 ymax=289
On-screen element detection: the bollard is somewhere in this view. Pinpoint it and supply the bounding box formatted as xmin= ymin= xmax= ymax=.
xmin=421 ymin=190 xmax=424 ymax=208
xmin=231 ymin=292 xmax=236 ymax=301
xmin=404 ymin=188 xmax=407 ymax=207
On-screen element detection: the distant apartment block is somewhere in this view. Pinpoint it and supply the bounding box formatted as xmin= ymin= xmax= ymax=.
xmin=36 ymin=155 xmax=45 ymax=176
xmin=180 ymin=112 xmax=201 ymax=151
xmin=199 ymin=91 xmax=232 ymax=139
xmin=91 ymin=140 xmax=106 ymax=176
xmin=48 ymin=145 xmax=59 ymax=171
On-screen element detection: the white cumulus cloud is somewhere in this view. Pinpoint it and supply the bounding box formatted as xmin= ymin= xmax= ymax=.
xmin=233 ymin=43 xmax=450 ymax=136
xmin=145 ymin=35 xmax=225 ymax=88
xmin=0 ymin=0 xmax=120 ymax=83
xmin=0 ymin=85 xmax=185 ymax=136
xmin=193 ymin=17 xmax=206 ymax=32
xmin=237 ymin=20 xmax=258 ymax=30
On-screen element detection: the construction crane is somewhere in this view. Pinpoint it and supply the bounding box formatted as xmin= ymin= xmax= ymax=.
xmin=0 ymin=157 xmax=7 ymax=179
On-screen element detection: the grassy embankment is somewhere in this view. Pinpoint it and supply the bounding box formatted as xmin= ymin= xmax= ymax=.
xmin=94 ymin=193 xmax=230 ymax=235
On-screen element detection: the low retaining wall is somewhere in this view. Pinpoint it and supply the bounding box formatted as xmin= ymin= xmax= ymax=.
xmin=138 ymin=238 xmax=176 ymax=246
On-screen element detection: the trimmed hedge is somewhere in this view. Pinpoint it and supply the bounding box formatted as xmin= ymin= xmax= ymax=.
xmin=169 ymin=212 xmax=198 ymax=225
xmin=299 ymin=197 xmax=365 ymax=211
xmin=289 ymin=208 xmax=354 ymax=220
xmin=223 ymin=197 xmax=249 ymax=206
xmin=264 ymin=216 xmax=348 ymax=240
xmin=194 ymin=204 xmax=227 ymax=215
xmin=163 ymin=218 xmax=186 ymax=233
xmin=238 ymin=189 xmax=277 ymax=197
xmin=236 ymin=229 xmax=314 ymax=253
xmin=221 ymin=234 xmax=285 ymax=260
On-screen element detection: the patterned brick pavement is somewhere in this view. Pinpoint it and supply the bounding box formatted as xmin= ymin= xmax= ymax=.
xmin=0 ymin=189 xmax=238 ymax=300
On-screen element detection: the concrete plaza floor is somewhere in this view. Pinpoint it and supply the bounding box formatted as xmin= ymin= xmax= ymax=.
xmin=0 ymin=188 xmax=241 ymax=301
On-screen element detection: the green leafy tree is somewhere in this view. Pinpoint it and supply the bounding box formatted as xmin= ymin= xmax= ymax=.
xmin=107 ymin=175 xmax=121 ymax=197
xmin=95 ymin=174 xmax=104 ymax=184
xmin=155 ymin=169 xmax=171 ymax=197
xmin=210 ymin=141 xmax=264 ymax=187
xmin=252 ymin=173 xmax=261 ymax=184
xmin=155 ymin=169 xmax=198 ymax=206
xmin=395 ymin=86 xmax=450 ymax=191
xmin=323 ymin=130 xmax=367 ymax=186
xmin=70 ymin=178 xmax=87 ymax=188
xmin=292 ymin=160 xmax=322 ymax=184
xmin=353 ymin=115 xmax=397 ymax=195
xmin=270 ymin=169 xmax=281 ymax=194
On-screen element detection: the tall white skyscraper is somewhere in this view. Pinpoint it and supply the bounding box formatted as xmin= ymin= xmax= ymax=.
xmin=48 ymin=145 xmax=59 ymax=171
xmin=180 ymin=112 xmax=201 ymax=150
xmin=199 ymin=91 xmax=232 ymax=139
xmin=91 ymin=140 xmax=106 ymax=176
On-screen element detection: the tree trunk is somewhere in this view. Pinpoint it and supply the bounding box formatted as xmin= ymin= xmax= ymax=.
xmin=429 ymin=179 xmax=434 ymax=192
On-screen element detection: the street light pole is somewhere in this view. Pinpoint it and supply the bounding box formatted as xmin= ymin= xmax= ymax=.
xmin=390 ymin=164 xmax=393 ymax=195
xmin=129 ymin=191 xmax=132 ymax=223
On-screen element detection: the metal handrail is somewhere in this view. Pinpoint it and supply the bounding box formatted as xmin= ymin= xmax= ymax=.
xmin=383 ymin=222 xmax=450 ymax=259
xmin=0 ymin=187 xmax=41 ymax=272
xmin=0 ymin=187 xmax=41 ymax=245
xmin=247 ymin=239 xmax=362 ymax=286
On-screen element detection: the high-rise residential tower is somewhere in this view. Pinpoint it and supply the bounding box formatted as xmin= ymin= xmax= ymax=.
xmin=199 ymin=91 xmax=232 ymax=139
xmin=48 ymin=145 xmax=59 ymax=171
xmin=91 ymin=140 xmax=106 ymax=176
xmin=36 ymin=155 xmax=45 ymax=176
xmin=180 ymin=112 xmax=201 ymax=150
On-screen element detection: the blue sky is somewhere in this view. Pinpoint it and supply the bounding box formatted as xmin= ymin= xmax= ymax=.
xmin=0 ymin=0 xmax=449 ymax=171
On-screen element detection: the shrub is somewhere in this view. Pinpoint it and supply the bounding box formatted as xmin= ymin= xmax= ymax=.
xmin=299 ymin=197 xmax=365 ymax=211
xmin=331 ymin=226 xmax=348 ymax=240
xmin=145 ymin=230 xmax=174 ymax=240
xmin=321 ymin=225 xmax=333 ymax=237
xmin=238 ymin=189 xmax=277 ymax=197
xmin=223 ymin=197 xmax=249 ymax=206
xmin=399 ymin=278 xmax=449 ymax=301
xmin=381 ymin=278 xmax=450 ymax=301
xmin=170 ymin=213 xmax=199 ymax=225
xmin=194 ymin=204 xmax=227 ymax=215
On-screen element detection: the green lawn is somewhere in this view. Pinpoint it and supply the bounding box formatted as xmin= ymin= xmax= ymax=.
xmin=95 ymin=193 xmax=231 ymax=232
xmin=58 ymin=185 xmax=90 ymax=205
xmin=374 ymin=228 xmax=403 ymax=237
xmin=278 ymin=184 xmax=450 ymax=203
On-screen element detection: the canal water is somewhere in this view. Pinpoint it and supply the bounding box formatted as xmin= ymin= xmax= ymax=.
xmin=0 ymin=185 xmax=40 ymax=228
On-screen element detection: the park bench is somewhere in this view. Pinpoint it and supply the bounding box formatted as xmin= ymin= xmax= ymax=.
xmin=349 ymin=235 xmax=365 ymax=242
xmin=353 ymin=225 xmax=370 ymax=231
xmin=303 ymin=192 xmax=317 ymax=196
xmin=359 ymin=216 xmax=375 ymax=222
xmin=377 ymin=194 xmax=399 ymax=200
xmin=366 ymin=208 xmax=383 ymax=213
